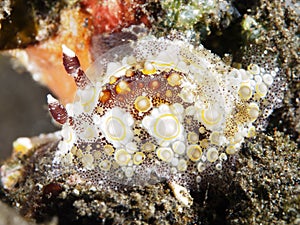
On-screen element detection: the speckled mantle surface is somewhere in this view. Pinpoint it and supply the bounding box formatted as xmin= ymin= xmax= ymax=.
xmin=0 ymin=0 xmax=299 ymax=225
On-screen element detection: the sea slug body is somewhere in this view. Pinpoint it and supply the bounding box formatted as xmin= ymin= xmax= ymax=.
xmin=48 ymin=35 xmax=283 ymax=190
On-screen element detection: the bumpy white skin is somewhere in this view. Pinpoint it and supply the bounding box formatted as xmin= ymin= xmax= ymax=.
xmin=52 ymin=37 xmax=281 ymax=189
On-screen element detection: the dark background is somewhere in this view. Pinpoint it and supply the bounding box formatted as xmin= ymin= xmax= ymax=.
xmin=0 ymin=55 xmax=57 ymax=161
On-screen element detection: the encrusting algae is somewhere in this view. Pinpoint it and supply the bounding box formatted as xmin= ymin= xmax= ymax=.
xmin=45 ymin=35 xmax=285 ymax=190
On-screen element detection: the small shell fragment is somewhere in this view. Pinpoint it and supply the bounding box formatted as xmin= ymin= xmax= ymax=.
xmin=168 ymin=181 xmax=193 ymax=207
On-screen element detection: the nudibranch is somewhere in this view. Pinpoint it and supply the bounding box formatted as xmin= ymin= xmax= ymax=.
xmin=48 ymin=36 xmax=283 ymax=189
